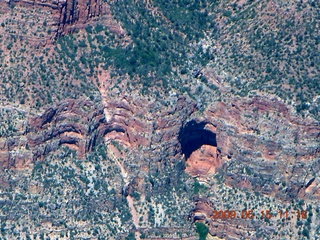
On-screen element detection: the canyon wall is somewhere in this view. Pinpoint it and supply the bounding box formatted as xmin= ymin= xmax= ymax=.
xmin=1 ymin=0 xmax=125 ymax=40
xmin=0 ymin=77 xmax=319 ymax=238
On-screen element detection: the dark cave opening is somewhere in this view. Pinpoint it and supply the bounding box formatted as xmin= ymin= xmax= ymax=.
xmin=178 ymin=120 xmax=217 ymax=159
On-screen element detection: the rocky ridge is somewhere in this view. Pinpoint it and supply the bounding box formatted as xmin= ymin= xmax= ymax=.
xmin=187 ymin=92 xmax=320 ymax=239
xmin=0 ymin=80 xmax=319 ymax=238
xmin=1 ymin=0 xmax=125 ymax=40
xmin=88 ymin=69 xmax=320 ymax=238
xmin=0 ymin=99 xmax=104 ymax=170
xmin=0 ymin=76 xmax=319 ymax=238
xmin=0 ymin=0 xmax=319 ymax=238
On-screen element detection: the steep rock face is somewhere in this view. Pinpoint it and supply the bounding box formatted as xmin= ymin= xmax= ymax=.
xmin=94 ymin=70 xmax=319 ymax=238
xmin=103 ymin=98 xmax=150 ymax=148
xmin=0 ymin=99 xmax=119 ymax=170
xmin=96 ymin=70 xmax=319 ymax=206
xmin=176 ymin=94 xmax=319 ymax=202
xmin=1 ymin=0 xmax=125 ymax=40
xmin=28 ymin=99 xmax=105 ymax=157
xmin=179 ymin=121 xmax=222 ymax=178
xmin=97 ymin=71 xmax=198 ymax=170
xmin=0 ymin=77 xmax=319 ymax=238
xmin=202 ymin=95 xmax=320 ymax=200
xmin=55 ymin=0 xmax=120 ymax=37
xmin=186 ymin=94 xmax=319 ymax=239
xmin=186 ymin=144 xmax=222 ymax=178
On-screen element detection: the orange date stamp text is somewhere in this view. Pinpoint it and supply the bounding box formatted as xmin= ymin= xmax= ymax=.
xmin=210 ymin=209 xmax=308 ymax=220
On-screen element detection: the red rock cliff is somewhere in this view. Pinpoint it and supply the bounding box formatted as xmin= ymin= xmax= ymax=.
xmin=1 ymin=0 xmax=125 ymax=40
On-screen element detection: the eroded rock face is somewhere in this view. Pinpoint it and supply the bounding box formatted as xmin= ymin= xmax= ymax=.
xmin=202 ymin=96 xmax=320 ymax=200
xmin=1 ymin=0 xmax=125 ymax=39
xmin=0 ymin=82 xmax=319 ymax=237
xmin=96 ymin=74 xmax=319 ymax=206
xmin=0 ymin=68 xmax=319 ymax=239
xmin=0 ymin=98 xmax=138 ymax=170
xmin=186 ymin=144 xmax=222 ymax=178
xmin=54 ymin=0 xmax=126 ymax=37
xmin=179 ymin=121 xmax=218 ymax=159
xmin=179 ymin=121 xmax=222 ymax=178
xmin=95 ymin=72 xmax=319 ymax=237
xmin=185 ymin=94 xmax=320 ymax=239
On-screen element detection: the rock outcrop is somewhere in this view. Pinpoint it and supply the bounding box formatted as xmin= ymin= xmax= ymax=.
xmin=0 ymin=83 xmax=318 ymax=239
xmin=204 ymin=96 xmax=320 ymax=200
xmin=186 ymin=94 xmax=320 ymax=239
xmin=0 ymin=99 xmax=128 ymax=170
xmin=1 ymin=0 xmax=125 ymax=40
xmin=0 ymin=81 xmax=319 ymax=239
xmin=179 ymin=121 xmax=222 ymax=178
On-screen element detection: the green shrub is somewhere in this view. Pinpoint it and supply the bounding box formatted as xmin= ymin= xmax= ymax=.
xmin=196 ymin=222 xmax=209 ymax=240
